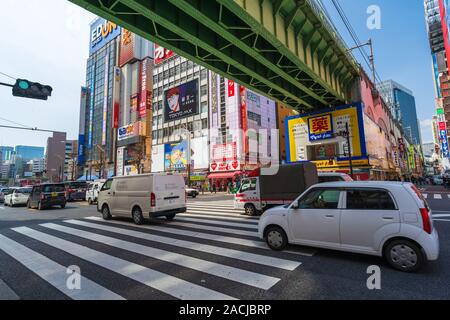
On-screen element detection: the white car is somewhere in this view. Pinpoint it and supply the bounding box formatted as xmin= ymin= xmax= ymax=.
xmin=4 ymin=187 xmax=32 ymax=207
xmin=318 ymin=172 xmax=354 ymax=183
xmin=86 ymin=179 xmax=106 ymax=205
xmin=258 ymin=181 xmax=439 ymax=272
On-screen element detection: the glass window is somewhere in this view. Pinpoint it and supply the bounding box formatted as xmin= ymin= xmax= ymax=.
xmin=240 ymin=179 xmax=257 ymax=192
xmin=101 ymin=179 xmax=113 ymax=191
xmin=346 ymin=189 xmax=397 ymax=210
xmin=298 ymin=189 xmax=341 ymax=209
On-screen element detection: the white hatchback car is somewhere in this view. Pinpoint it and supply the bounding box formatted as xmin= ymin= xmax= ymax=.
xmin=259 ymin=181 xmax=439 ymax=272
xmin=4 ymin=187 xmax=32 ymax=207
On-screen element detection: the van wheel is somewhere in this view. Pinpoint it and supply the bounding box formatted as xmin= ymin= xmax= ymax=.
xmin=102 ymin=205 xmax=112 ymax=220
xmin=265 ymin=226 xmax=288 ymax=251
xmin=60 ymin=203 xmax=66 ymax=209
xmin=132 ymin=207 xmax=144 ymax=225
xmin=166 ymin=214 xmax=176 ymax=221
xmin=384 ymin=239 xmax=424 ymax=272
xmin=88 ymin=199 xmax=93 ymax=205
xmin=244 ymin=204 xmax=258 ymax=216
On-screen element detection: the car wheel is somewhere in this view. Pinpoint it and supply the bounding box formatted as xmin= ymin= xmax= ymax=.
xmin=244 ymin=203 xmax=258 ymax=216
xmin=132 ymin=207 xmax=144 ymax=225
xmin=27 ymin=201 xmax=31 ymax=209
xmin=102 ymin=205 xmax=112 ymax=220
xmin=265 ymin=226 xmax=288 ymax=251
xmin=88 ymin=198 xmax=93 ymax=205
xmin=192 ymin=194 xmax=197 ymax=198
xmin=166 ymin=214 xmax=176 ymax=221
xmin=10 ymin=200 xmax=14 ymax=208
xmin=61 ymin=203 xmax=66 ymax=209
xmin=384 ymin=239 xmax=424 ymax=272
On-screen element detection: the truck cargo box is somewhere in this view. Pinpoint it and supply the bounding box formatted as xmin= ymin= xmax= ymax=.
xmin=259 ymin=163 xmax=318 ymax=201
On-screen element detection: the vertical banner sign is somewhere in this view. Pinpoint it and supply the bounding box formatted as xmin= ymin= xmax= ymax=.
xmin=88 ymin=61 xmax=96 ymax=149
xmin=116 ymin=147 xmax=125 ymax=176
xmin=119 ymin=29 xmax=135 ymax=67
xmin=112 ymin=67 xmax=121 ymax=129
xmin=228 ymin=80 xmax=235 ymax=97
xmin=102 ymin=52 xmax=110 ymax=145
xmin=240 ymin=86 xmax=248 ymax=155
xmin=139 ymin=58 xmax=153 ymax=118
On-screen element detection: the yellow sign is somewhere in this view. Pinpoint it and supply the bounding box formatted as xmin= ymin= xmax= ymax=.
xmin=286 ymin=104 xmax=366 ymax=164
xmin=314 ymin=159 xmax=370 ymax=169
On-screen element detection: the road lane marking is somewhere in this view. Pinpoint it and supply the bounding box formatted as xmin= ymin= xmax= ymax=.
xmin=85 ymin=217 xmax=313 ymax=256
xmin=64 ymin=219 xmax=301 ymax=271
xmin=433 ymin=214 xmax=450 ymax=218
xmin=175 ymin=216 xmax=258 ymax=230
xmin=41 ymin=222 xmax=281 ymax=290
xmin=0 ymin=234 xmax=124 ymax=300
xmin=162 ymin=221 xmax=258 ymax=237
xmin=12 ymin=226 xmax=235 ymax=300
xmin=423 ymin=194 xmax=428 ymax=199
xmin=181 ymin=212 xmax=259 ymax=223
xmin=434 ymin=194 xmax=443 ymax=200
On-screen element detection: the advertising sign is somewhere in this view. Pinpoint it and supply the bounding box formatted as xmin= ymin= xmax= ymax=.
xmin=102 ymin=52 xmax=110 ymax=145
xmin=139 ymin=58 xmax=153 ymax=118
xmin=228 ymin=80 xmax=235 ymax=97
xmin=437 ymin=108 xmax=444 ymax=115
xmin=308 ymin=114 xmax=333 ymax=141
xmin=78 ymin=134 xmax=85 ymax=166
xmin=154 ymin=45 xmax=175 ymax=65
xmin=286 ymin=103 xmax=367 ymax=167
xmin=88 ymin=62 xmax=96 ymax=149
xmin=124 ymin=165 xmax=138 ymax=176
xmin=112 ymin=67 xmax=121 ymax=129
xmin=118 ymin=123 xmax=139 ymax=141
xmin=210 ymin=142 xmax=240 ymax=172
xmin=90 ymin=18 xmax=121 ymax=55
xmin=164 ymin=79 xmax=199 ymax=121
xmin=439 ymin=121 xmax=447 ymax=131
xmin=116 ymin=147 xmax=125 ymax=176
xmin=164 ymin=141 xmax=189 ymax=171
xmin=119 ymin=29 xmax=135 ymax=66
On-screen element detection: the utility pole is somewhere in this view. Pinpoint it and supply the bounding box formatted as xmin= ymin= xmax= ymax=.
xmin=345 ymin=122 xmax=354 ymax=180
xmin=348 ymin=39 xmax=376 ymax=86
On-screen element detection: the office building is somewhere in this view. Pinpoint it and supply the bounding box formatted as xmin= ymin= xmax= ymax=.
xmin=0 ymin=146 xmax=14 ymax=163
xmin=378 ymin=80 xmax=422 ymax=146
xmin=45 ymin=132 xmax=67 ymax=182
xmin=14 ymin=146 xmax=45 ymax=161
xmin=65 ymin=140 xmax=78 ymax=180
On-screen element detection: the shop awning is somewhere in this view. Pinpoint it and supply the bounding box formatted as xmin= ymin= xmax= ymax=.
xmin=207 ymin=171 xmax=242 ymax=179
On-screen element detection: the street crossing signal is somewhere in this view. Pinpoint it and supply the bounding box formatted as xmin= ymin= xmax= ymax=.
xmin=12 ymin=79 xmax=53 ymax=100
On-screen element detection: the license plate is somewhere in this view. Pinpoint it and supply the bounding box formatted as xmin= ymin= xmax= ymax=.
xmin=51 ymin=192 xmax=57 ymax=197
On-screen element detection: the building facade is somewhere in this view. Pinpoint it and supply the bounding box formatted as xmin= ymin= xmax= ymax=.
xmin=378 ymin=80 xmax=422 ymax=146
xmin=0 ymin=146 xmax=14 ymax=163
xmin=45 ymin=132 xmax=67 ymax=182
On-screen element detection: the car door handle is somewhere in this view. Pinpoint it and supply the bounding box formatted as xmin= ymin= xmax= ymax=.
xmin=382 ymin=216 xmax=394 ymax=220
xmin=325 ymin=214 xmax=334 ymax=218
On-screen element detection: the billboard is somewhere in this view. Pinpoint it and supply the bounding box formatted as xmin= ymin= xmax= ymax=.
xmin=164 ymin=141 xmax=189 ymax=171
xmin=88 ymin=61 xmax=96 ymax=150
xmin=90 ymin=18 xmax=121 ymax=55
xmin=164 ymin=79 xmax=199 ymax=122
xmin=286 ymin=103 xmax=367 ymax=169
xmin=210 ymin=142 xmax=240 ymax=172
xmin=112 ymin=67 xmax=121 ymax=129
xmin=119 ymin=29 xmax=135 ymax=66
xmin=118 ymin=123 xmax=140 ymax=141
xmin=101 ymin=52 xmax=110 ymax=145
xmin=154 ymin=45 xmax=175 ymax=64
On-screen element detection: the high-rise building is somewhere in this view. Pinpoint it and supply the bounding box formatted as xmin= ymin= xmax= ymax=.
xmin=0 ymin=146 xmax=14 ymax=163
xmin=78 ymin=18 xmax=154 ymax=179
xmin=424 ymin=0 xmax=450 ymax=159
xmin=378 ymin=80 xmax=422 ymax=146
xmin=64 ymin=140 xmax=78 ymax=180
xmin=14 ymin=146 xmax=45 ymax=161
xmin=45 ymin=132 xmax=67 ymax=182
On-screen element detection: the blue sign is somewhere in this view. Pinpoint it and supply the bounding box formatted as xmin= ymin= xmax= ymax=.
xmin=78 ymin=134 xmax=85 ymax=166
xmin=90 ymin=18 xmax=121 ymax=55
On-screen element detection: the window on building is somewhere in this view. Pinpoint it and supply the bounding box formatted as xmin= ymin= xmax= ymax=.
xmin=201 ymin=85 xmax=208 ymax=97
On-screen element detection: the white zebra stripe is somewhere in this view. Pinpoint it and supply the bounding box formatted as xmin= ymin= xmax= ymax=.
xmin=12 ymin=226 xmax=235 ymax=300
xmin=0 ymin=234 xmax=124 ymax=300
xmin=40 ymin=222 xmax=280 ymax=290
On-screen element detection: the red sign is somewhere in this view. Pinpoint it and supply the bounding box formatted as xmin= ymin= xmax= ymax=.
xmin=240 ymin=86 xmax=248 ymax=156
xmin=228 ymin=80 xmax=235 ymax=97
xmin=119 ymin=29 xmax=135 ymax=67
xmin=439 ymin=121 xmax=447 ymax=131
xmin=113 ymin=102 xmax=119 ymax=128
xmin=154 ymin=44 xmax=175 ymax=65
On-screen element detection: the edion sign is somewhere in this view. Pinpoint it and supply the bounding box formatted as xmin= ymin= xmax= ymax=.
xmin=155 ymin=44 xmax=175 ymax=64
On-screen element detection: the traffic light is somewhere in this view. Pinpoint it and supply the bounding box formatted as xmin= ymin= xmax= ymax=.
xmin=12 ymin=79 xmax=53 ymax=100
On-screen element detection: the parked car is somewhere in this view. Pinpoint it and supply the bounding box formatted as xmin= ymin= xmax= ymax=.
xmin=5 ymin=187 xmax=32 ymax=207
xmin=185 ymin=186 xmax=199 ymax=198
xmin=64 ymin=181 xmax=88 ymax=201
xmin=258 ymin=181 xmax=439 ymax=272
xmin=3 ymin=188 xmax=17 ymax=206
xmin=0 ymin=187 xmax=10 ymax=203
xmin=86 ymin=179 xmax=106 ymax=205
xmin=27 ymin=184 xmax=67 ymax=210
xmin=318 ymin=172 xmax=354 ymax=183
xmin=97 ymin=173 xmax=187 ymax=225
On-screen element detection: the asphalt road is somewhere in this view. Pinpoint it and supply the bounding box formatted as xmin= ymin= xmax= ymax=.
xmin=0 ymin=191 xmax=449 ymax=300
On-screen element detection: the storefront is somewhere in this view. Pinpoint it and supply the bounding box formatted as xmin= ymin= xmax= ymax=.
xmin=285 ymin=103 xmax=370 ymax=180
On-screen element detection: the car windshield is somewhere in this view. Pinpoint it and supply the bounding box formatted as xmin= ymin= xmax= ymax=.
xmin=43 ymin=185 xmax=66 ymax=193
xmin=18 ymin=188 xmax=32 ymax=194
xmin=67 ymin=182 xmax=87 ymax=189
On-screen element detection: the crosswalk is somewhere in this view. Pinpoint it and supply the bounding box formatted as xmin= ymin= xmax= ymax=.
xmin=0 ymin=202 xmax=313 ymax=300
xmin=422 ymin=193 xmax=450 ymax=200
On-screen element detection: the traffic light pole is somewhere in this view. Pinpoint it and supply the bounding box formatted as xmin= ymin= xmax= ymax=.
xmin=0 ymin=82 xmax=14 ymax=88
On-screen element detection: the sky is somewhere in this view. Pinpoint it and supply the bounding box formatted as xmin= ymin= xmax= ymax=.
xmin=0 ymin=0 xmax=438 ymax=148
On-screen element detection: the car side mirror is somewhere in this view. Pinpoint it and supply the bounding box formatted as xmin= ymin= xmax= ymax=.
xmin=291 ymin=200 xmax=300 ymax=210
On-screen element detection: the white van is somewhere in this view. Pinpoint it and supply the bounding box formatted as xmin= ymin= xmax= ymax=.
xmin=86 ymin=179 xmax=106 ymax=205
xmin=97 ymin=173 xmax=186 ymax=225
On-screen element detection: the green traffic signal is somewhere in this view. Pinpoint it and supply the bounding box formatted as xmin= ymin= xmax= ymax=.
xmin=18 ymin=80 xmax=29 ymax=90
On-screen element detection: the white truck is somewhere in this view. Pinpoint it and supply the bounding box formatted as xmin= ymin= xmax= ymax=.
xmin=234 ymin=163 xmax=318 ymax=216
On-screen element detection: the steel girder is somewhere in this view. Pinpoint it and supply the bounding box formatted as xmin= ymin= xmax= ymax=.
xmin=69 ymin=0 xmax=359 ymax=112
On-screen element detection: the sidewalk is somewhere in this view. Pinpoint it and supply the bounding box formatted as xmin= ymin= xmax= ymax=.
xmin=420 ymin=185 xmax=450 ymax=193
